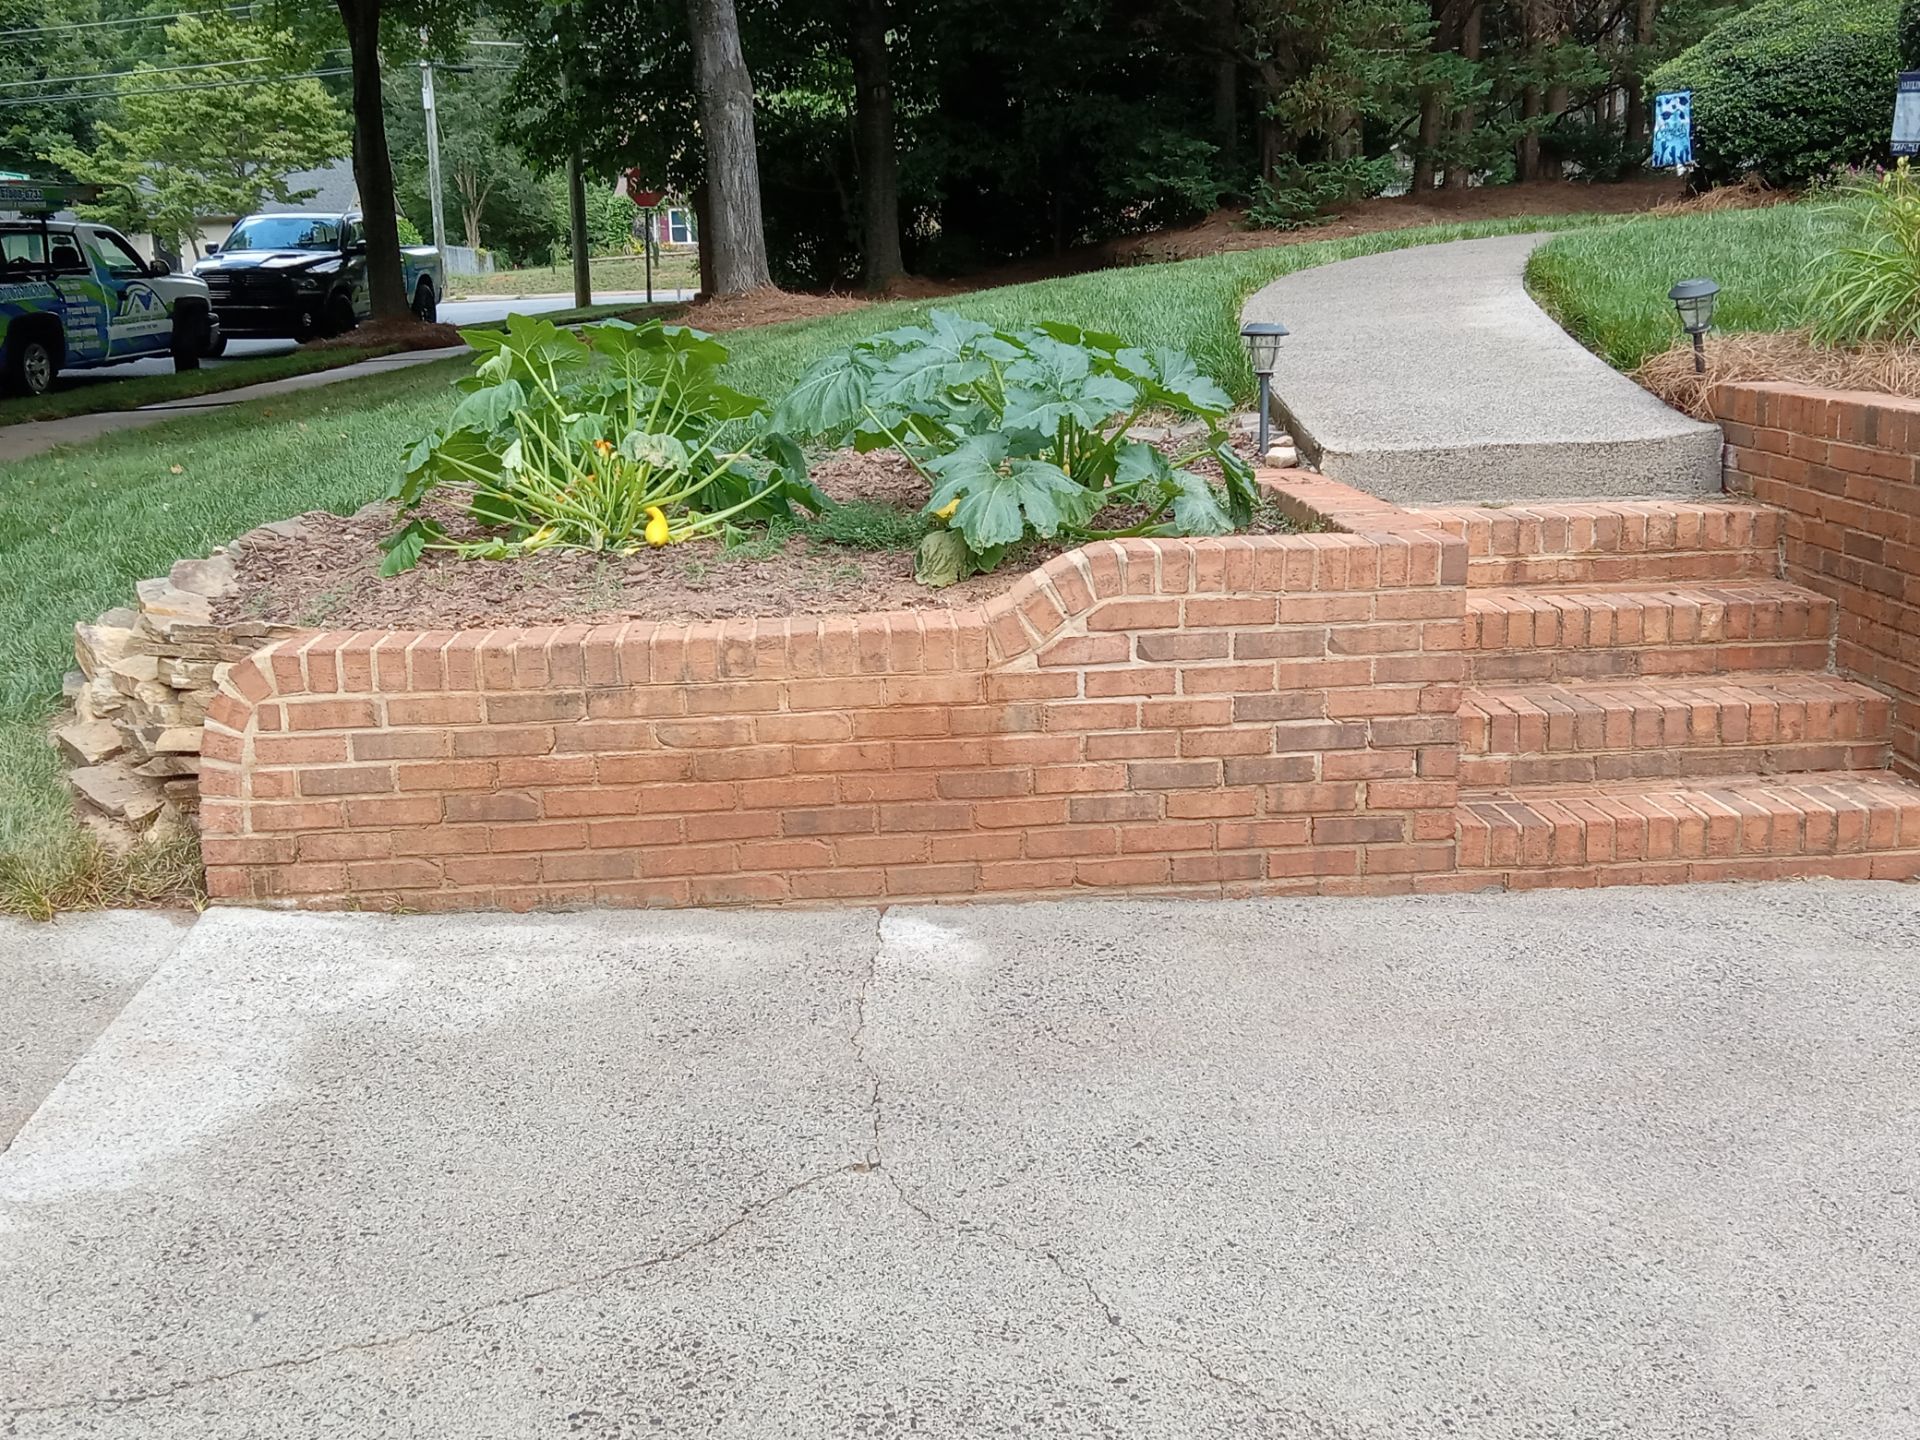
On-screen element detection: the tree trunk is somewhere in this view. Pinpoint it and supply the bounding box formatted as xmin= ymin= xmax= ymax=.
xmin=1328 ymin=107 xmax=1359 ymax=161
xmin=685 ymin=0 xmax=771 ymax=295
xmin=691 ymin=183 xmax=714 ymax=298
xmin=1209 ymin=0 xmax=1237 ymax=158
xmin=1445 ymin=2 xmax=1482 ymax=189
xmin=567 ymin=152 xmax=591 ymax=305
xmin=1541 ymin=80 xmax=1569 ymax=179
xmin=1624 ymin=0 xmax=1658 ymax=151
xmin=337 ymin=0 xmax=407 ymax=319
xmin=849 ymin=0 xmax=904 ymax=292
xmin=1414 ymin=87 xmax=1445 ymax=191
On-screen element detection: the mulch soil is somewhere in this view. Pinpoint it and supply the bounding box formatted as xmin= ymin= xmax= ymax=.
xmin=217 ymin=437 xmax=1282 ymax=632
xmin=302 ymin=318 xmax=467 ymax=352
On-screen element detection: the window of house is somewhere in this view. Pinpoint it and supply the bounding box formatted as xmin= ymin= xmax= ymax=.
xmin=666 ymin=208 xmax=692 ymax=245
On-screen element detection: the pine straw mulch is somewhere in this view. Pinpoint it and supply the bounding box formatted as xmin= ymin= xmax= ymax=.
xmin=669 ymin=287 xmax=870 ymax=331
xmin=1648 ymin=174 xmax=1797 ymax=217
xmin=216 ymin=436 xmax=1283 ymax=633
xmin=1636 ymin=330 xmax=1920 ymax=420
xmin=302 ymin=318 xmax=467 ymax=352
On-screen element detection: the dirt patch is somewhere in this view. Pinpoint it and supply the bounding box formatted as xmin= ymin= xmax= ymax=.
xmin=216 ymin=440 xmax=1284 ymax=632
xmin=1636 ymin=330 xmax=1920 ymax=420
xmin=673 ymin=287 xmax=870 ymax=332
xmin=304 ymin=318 xmax=465 ymax=352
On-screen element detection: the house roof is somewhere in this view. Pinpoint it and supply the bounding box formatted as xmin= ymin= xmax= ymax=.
xmin=256 ymin=158 xmax=358 ymax=215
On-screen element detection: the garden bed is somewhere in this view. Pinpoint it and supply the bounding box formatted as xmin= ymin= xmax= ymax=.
xmin=218 ymin=435 xmax=1279 ymax=631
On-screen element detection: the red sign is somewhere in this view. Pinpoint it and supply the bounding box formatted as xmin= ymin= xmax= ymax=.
xmin=624 ymin=170 xmax=663 ymax=208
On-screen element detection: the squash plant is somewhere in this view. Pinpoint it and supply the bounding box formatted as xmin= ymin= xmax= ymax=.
xmin=773 ymin=311 xmax=1256 ymax=585
xmin=381 ymin=314 xmax=823 ymax=575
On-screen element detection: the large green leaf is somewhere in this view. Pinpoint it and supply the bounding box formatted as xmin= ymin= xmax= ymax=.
xmin=618 ymin=430 xmax=691 ymax=470
xmin=1166 ymin=467 xmax=1233 ymax=535
xmin=446 ymin=378 xmax=526 ymax=435
xmin=378 ymin=517 xmax=448 ymax=576
xmin=1117 ymin=345 xmax=1232 ymax=416
xmin=925 ymin=434 xmax=1096 ymax=549
xmin=772 ymin=351 xmax=872 ymax=436
xmin=1214 ymin=440 xmax=1258 ymax=529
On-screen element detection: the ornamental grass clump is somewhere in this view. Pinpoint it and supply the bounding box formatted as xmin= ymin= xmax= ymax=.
xmin=1806 ymin=159 xmax=1920 ymax=346
xmin=381 ymin=313 xmax=823 ymax=574
xmin=773 ymin=311 xmax=1255 ymax=587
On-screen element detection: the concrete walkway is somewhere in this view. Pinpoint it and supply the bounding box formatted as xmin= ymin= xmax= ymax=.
xmin=0 ymin=347 xmax=469 ymax=465
xmin=4 ymin=882 xmax=1919 ymax=1436
xmin=0 ymin=910 xmax=189 ymax=1148
xmin=1240 ymin=234 xmax=1722 ymax=504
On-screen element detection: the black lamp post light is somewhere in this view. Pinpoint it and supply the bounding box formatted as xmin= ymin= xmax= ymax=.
xmin=1668 ymin=277 xmax=1720 ymax=375
xmin=1239 ymin=320 xmax=1289 ymax=458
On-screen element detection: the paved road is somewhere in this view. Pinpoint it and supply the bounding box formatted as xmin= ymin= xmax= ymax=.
xmin=4 ymin=882 xmax=1917 ymax=1437
xmin=1240 ymin=233 xmax=1722 ymax=505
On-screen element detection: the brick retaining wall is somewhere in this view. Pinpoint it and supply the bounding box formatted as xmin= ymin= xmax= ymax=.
xmin=200 ymin=487 xmax=1469 ymax=909
xmin=195 ymin=382 xmax=1920 ymax=910
xmin=1716 ymin=382 xmax=1920 ymax=777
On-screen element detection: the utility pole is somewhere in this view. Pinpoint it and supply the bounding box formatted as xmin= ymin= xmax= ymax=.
xmin=419 ymin=37 xmax=447 ymax=259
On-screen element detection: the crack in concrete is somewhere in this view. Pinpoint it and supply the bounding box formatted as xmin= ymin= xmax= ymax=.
xmin=853 ymin=910 xmax=1276 ymax=1415
xmin=3 ymin=1158 xmax=868 ymax=1417
xmin=13 ymin=906 xmax=1273 ymax=1422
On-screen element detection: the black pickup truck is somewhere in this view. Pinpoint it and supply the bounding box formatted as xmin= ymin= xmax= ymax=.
xmin=192 ymin=211 xmax=442 ymax=342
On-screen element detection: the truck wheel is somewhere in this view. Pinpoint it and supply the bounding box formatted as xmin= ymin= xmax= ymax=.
xmin=204 ymin=331 xmax=228 ymax=358
xmin=4 ymin=332 xmax=58 ymax=397
xmin=325 ymin=293 xmax=357 ymax=338
xmin=412 ymin=278 xmax=438 ymax=324
xmin=293 ymin=307 xmax=320 ymax=344
xmin=171 ymin=311 xmax=208 ymax=372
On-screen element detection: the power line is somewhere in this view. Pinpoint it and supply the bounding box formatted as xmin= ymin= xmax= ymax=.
xmin=0 ymin=56 xmax=273 ymax=91
xmin=0 ymin=5 xmax=259 ymax=40
xmin=0 ymin=65 xmax=351 ymax=108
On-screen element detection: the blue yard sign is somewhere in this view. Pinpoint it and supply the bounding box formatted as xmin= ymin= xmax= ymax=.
xmin=1895 ymin=73 xmax=1920 ymax=157
xmin=1652 ymin=91 xmax=1693 ymax=169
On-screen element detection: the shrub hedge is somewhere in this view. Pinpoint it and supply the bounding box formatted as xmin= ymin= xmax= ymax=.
xmin=1650 ymin=0 xmax=1901 ymax=186
xmin=1902 ymin=0 xmax=1920 ymax=67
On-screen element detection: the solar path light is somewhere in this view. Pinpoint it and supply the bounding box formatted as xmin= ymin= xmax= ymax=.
xmin=1239 ymin=320 xmax=1289 ymax=458
xmin=1668 ymin=277 xmax=1720 ymax=375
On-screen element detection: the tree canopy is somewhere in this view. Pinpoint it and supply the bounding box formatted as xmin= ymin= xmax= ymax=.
xmin=47 ymin=15 xmax=351 ymax=255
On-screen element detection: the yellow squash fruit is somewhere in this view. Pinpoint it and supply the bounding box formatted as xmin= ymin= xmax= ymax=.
xmin=644 ymin=506 xmax=673 ymax=547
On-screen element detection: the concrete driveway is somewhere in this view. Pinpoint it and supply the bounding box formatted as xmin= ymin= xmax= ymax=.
xmin=3 ymin=883 xmax=1917 ymax=1437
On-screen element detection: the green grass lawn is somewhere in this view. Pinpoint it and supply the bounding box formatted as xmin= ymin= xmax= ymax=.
xmin=1526 ymin=203 xmax=1826 ymax=371
xmin=451 ymin=250 xmax=702 ymax=298
xmin=0 ymin=211 xmax=1614 ymax=913
xmin=0 ymin=346 xmax=387 ymax=427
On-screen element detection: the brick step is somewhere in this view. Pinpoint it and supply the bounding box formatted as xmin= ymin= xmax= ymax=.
xmin=1407 ymin=500 xmax=1781 ymax=587
xmin=1463 ymin=582 xmax=1833 ymax=684
xmin=1457 ymin=771 xmax=1920 ymax=887
xmin=1459 ymin=674 xmax=1892 ymax=787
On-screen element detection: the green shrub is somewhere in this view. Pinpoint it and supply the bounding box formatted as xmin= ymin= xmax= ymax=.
xmin=1807 ymin=159 xmax=1920 ymax=342
xmin=1246 ymin=157 xmax=1399 ymax=231
xmin=1901 ymin=0 xmax=1920 ymax=66
xmin=1649 ymin=0 xmax=1901 ymax=186
xmin=395 ymin=214 xmax=424 ymax=246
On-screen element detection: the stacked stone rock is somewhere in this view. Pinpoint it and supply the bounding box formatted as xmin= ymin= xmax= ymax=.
xmin=61 ymin=526 xmax=302 ymax=839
